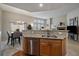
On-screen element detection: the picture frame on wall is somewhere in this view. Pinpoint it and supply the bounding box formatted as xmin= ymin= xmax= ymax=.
xmin=69 ymin=18 xmax=74 ymax=26
xmin=69 ymin=17 xmax=78 ymax=26
xmin=74 ymin=17 xmax=78 ymax=26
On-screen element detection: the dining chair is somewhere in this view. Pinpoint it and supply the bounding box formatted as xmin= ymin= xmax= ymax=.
xmin=13 ymin=32 xmax=23 ymax=45
xmin=7 ymin=31 xmax=12 ymax=45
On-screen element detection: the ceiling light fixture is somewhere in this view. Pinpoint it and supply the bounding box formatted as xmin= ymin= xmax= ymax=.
xmin=39 ymin=3 xmax=43 ymax=7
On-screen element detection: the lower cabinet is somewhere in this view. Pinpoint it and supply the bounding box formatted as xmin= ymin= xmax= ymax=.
xmin=49 ymin=40 xmax=62 ymax=56
xmin=23 ymin=38 xmax=40 ymax=55
xmin=31 ymin=39 xmax=40 ymax=55
xmin=23 ymin=37 xmax=28 ymax=54
xmin=40 ymin=39 xmax=65 ymax=56
xmin=23 ymin=37 xmax=66 ymax=56
xmin=40 ymin=40 xmax=50 ymax=56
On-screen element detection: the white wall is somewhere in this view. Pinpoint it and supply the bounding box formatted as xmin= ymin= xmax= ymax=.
xmin=0 ymin=9 xmax=2 ymax=41
xmin=67 ymin=8 xmax=79 ymax=26
xmin=0 ymin=4 xmax=33 ymax=17
xmin=1 ymin=10 xmax=35 ymax=41
xmin=32 ymin=10 xmax=67 ymax=19
xmin=52 ymin=15 xmax=67 ymax=27
xmin=46 ymin=15 xmax=67 ymax=29
xmin=33 ymin=10 xmax=67 ymax=28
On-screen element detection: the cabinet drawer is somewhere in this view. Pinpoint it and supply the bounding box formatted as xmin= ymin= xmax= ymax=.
xmin=49 ymin=40 xmax=61 ymax=44
xmin=40 ymin=39 xmax=49 ymax=43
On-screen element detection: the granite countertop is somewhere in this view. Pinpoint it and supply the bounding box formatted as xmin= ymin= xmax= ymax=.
xmin=23 ymin=34 xmax=66 ymax=39
xmin=23 ymin=36 xmax=65 ymax=39
xmin=23 ymin=30 xmax=67 ymax=40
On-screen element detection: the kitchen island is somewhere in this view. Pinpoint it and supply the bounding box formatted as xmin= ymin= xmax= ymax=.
xmin=23 ymin=30 xmax=67 ymax=56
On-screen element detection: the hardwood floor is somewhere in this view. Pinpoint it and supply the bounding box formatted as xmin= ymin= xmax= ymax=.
xmin=13 ymin=50 xmax=26 ymax=56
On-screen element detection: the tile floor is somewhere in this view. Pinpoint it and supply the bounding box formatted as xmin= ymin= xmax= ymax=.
xmin=66 ymin=39 xmax=79 ymax=56
xmin=0 ymin=40 xmax=23 ymax=56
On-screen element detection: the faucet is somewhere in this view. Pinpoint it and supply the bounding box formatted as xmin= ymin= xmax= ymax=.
xmin=47 ymin=30 xmax=50 ymax=37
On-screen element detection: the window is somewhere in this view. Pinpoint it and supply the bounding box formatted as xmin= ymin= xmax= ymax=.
xmin=33 ymin=19 xmax=46 ymax=30
xmin=10 ymin=21 xmax=26 ymax=32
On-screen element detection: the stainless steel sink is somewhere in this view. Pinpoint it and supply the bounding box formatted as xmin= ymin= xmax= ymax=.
xmin=42 ymin=34 xmax=57 ymax=38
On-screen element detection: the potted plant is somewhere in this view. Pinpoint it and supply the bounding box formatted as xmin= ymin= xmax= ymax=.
xmin=27 ymin=24 xmax=32 ymax=30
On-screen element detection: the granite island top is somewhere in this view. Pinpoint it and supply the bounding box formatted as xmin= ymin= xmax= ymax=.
xmin=23 ymin=30 xmax=68 ymax=40
xmin=23 ymin=34 xmax=66 ymax=40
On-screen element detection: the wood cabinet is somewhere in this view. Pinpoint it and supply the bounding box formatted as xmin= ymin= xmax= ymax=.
xmin=23 ymin=38 xmax=40 ymax=55
xmin=23 ymin=37 xmax=28 ymax=54
xmin=31 ymin=38 xmax=40 ymax=55
xmin=40 ymin=39 xmax=50 ymax=56
xmin=23 ymin=37 xmax=66 ymax=56
xmin=49 ymin=40 xmax=62 ymax=56
xmin=40 ymin=39 xmax=66 ymax=56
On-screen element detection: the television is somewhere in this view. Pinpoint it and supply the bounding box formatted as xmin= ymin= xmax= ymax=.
xmin=67 ymin=26 xmax=77 ymax=34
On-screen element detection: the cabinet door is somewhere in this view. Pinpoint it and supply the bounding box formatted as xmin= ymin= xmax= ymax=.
xmin=32 ymin=39 xmax=40 ymax=55
xmin=23 ymin=38 xmax=28 ymax=54
xmin=26 ymin=38 xmax=40 ymax=56
xmin=50 ymin=40 xmax=62 ymax=56
xmin=40 ymin=40 xmax=50 ymax=56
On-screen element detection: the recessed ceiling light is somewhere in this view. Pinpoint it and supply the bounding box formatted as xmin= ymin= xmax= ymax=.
xmin=39 ymin=3 xmax=43 ymax=7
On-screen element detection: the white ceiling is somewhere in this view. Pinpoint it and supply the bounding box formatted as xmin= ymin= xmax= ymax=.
xmin=32 ymin=4 xmax=79 ymax=18
xmin=3 ymin=3 xmax=79 ymax=19
xmin=4 ymin=3 xmax=79 ymax=12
